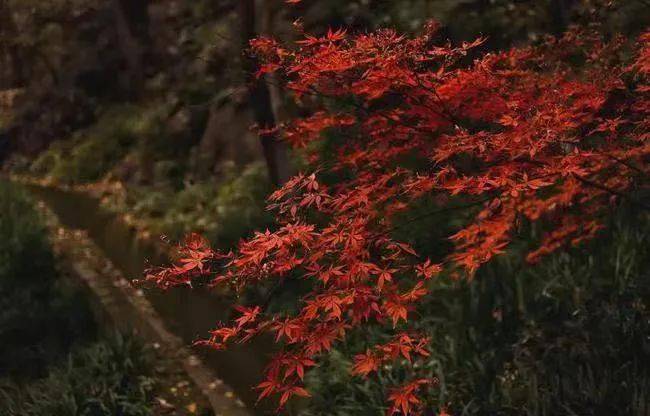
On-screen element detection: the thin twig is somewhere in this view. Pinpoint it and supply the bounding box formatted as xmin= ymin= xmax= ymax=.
xmin=376 ymin=197 xmax=491 ymax=238
xmin=573 ymin=174 xmax=650 ymax=210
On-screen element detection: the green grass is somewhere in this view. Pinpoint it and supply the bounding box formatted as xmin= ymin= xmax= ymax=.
xmin=0 ymin=335 xmax=156 ymax=416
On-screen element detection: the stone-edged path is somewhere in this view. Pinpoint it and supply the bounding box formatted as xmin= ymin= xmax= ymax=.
xmin=36 ymin=199 xmax=252 ymax=416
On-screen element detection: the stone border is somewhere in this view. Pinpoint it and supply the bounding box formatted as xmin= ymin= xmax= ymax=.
xmin=36 ymin=199 xmax=252 ymax=416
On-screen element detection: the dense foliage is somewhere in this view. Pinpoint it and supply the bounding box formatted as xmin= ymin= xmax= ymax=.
xmin=147 ymin=14 xmax=650 ymax=416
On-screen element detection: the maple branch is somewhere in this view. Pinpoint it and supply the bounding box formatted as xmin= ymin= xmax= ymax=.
xmin=638 ymin=0 xmax=650 ymax=9
xmin=260 ymin=278 xmax=285 ymax=312
xmin=346 ymin=67 xmax=459 ymax=125
xmin=279 ymin=74 xmax=453 ymax=138
xmin=298 ymin=83 xmax=441 ymax=138
xmin=572 ymin=174 xmax=650 ymax=211
xmin=404 ymin=90 xmax=458 ymax=126
xmin=377 ymin=197 xmax=492 ymax=239
xmin=411 ymin=72 xmax=462 ymax=126
xmin=604 ymin=153 xmax=646 ymax=176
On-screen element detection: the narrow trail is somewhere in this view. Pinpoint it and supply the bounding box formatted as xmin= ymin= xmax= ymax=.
xmin=25 ymin=182 xmax=271 ymax=415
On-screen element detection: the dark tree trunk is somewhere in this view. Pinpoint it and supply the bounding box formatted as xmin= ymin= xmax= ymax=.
xmin=0 ymin=0 xmax=26 ymax=88
xmin=110 ymin=0 xmax=151 ymax=182
xmin=550 ymin=0 xmax=571 ymax=35
xmin=111 ymin=0 xmax=149 ymax=97
xmin=116 ymin=0 xmax=150 ymax=40
xmin=239 ymin=0 xmax=291 ymax=187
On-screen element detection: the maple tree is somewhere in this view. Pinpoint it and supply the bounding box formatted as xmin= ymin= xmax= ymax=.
xmin=145 ymin=19 xmax=649 ymax=415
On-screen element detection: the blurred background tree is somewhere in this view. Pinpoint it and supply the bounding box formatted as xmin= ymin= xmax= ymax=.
xmin=2 ymin=0 xmax=646 ymax=194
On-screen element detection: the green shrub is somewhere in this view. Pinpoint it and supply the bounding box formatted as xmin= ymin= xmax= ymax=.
xmin=122 ymin=162 xmax=273 ymax=246
xmin=0 ymin=181 xmax=94 ymax=379
xmin=0 ymin=181 xmax=54 ymax=284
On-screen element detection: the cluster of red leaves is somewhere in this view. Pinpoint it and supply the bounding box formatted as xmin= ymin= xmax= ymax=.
xmin=146 ymin=23 xmax=649 ymax=415
xmin=352 ymin=333 xmax=430 ymax=377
